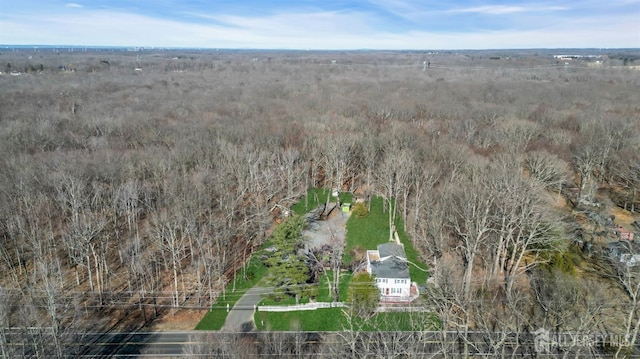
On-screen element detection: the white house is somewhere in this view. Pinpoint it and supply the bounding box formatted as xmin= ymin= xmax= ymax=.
xmin=366 ymin=242 xmax=418 ymax=303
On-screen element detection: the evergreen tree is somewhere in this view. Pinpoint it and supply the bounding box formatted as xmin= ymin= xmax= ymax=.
xmin=264 ymin=216 xmax=310 ymax=304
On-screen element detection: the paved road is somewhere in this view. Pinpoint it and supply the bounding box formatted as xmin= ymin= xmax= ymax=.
xmin=221 ymin=286 xmax=272 ymax=332
xmin=9 ymin=330 xmax=638 ymax=357
xmin=9 ymin=331 xmax=277 ymax=357
xmin=84 ymin=331 xmax=189 ymax=357
xmin=6 ymin=331 xmax=199 ymax=357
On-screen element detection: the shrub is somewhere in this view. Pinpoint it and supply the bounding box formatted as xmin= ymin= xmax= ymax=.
xmin=347 ymin=272 xmax=379 ymax=319
xmin=352 ymin=202 xmax=369 ymax=217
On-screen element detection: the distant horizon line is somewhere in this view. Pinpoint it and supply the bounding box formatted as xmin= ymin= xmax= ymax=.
xmin=2 ymin=44 xmax=638 ymax=52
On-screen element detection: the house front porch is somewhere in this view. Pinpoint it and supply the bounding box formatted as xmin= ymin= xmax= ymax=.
xmin=379 ymin=282 xmax=419 ymax=304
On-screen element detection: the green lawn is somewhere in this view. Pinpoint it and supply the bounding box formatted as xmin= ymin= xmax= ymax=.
xmin=344 ymin=196 xmax=429 ymax=285
xmin=394 ymin=215 xmax=430 ymax=285
xmin=343 ymin=196 xmax=390 ymax=264
xmin=195 ymin=248 xmax=268 ymax=330
xmin=291 ymin=188 xmax=354 ymax=216
xmin=256 ymin=307 xmax=347 ymax=331
xmin=367 ymin=311 xmax=441 ymax=331
xmin=316 ymin=271 xmax=351 ymax=302
xmin=255 ymin=309 xmax=441 ymax=331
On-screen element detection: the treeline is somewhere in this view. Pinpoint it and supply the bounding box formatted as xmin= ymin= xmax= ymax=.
xmin=0 ymin=50 xmax=639 ymax=357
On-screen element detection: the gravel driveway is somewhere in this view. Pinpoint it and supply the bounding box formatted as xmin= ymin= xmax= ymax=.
xmin=303 ymin=210 xmax=350 ymax=250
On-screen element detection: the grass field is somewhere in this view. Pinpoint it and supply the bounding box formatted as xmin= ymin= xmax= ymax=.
xmin=343 ymin=196 xmax=391 ymax=265
xmin=316 ymin=271 xmax=352 ymax=302
xmin=255 ymin=309 xmax=441 ymax=331
xmin=255 ymin=307 xmax=346 ymax=331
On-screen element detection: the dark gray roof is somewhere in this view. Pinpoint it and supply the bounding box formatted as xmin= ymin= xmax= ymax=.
xmin=370 ymin=257 xmax=410 ymax=279
xmin=370 ymin=243 xmax=409 ymax=279
xmin=378 ymin=243 xmax=406 ymax=259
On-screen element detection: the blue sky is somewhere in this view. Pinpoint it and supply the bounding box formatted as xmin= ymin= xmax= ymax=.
xmin=1 ymin=0 xmax=638 ymax=49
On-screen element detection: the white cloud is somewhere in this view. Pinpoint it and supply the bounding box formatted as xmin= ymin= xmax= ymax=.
xmin=368 ymin=1 xmax=570 ymax=21
xmin=208 ymin=11 xmax=374 ymax=35
xmin=367 ymin=0 xmax=431 ymax=22
xmin=0 ymin=8 xmax=637 ymax=49
xmin=447 ymin=5 xmax=569 ymax=15
xmin=368 ymin=0 xmax=423 ymax=15
xmin=65 ymin=3 xmax=83 ymax=8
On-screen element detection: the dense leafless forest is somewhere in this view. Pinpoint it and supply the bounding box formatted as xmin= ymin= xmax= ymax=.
xmin=1 ymin=48 xmax=640 ymax=357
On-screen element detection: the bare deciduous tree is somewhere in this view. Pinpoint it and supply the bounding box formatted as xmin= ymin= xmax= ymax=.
xmin=151 ymin=208 xmax=192 ymax=311
xmin=449 ymin=169 xmax=494 ymax=301
xmin=612 ymin=262 xmax=640 ymax=358
xmin=525 ymin=150 xmax=571 ymax=194
xmin=377 ymin=147 xmax=413 ymax=241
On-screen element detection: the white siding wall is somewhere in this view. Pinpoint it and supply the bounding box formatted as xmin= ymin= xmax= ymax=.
xmin=375 ymin=278 xmax=411 ymax=297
